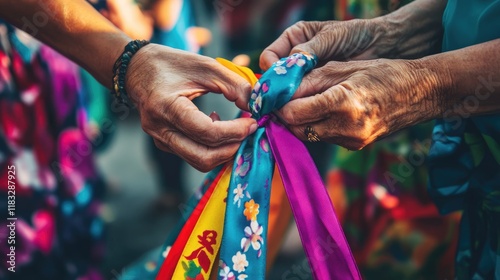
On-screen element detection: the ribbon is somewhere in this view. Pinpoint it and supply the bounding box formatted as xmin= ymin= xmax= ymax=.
xmin=156 ymin=165 xmax=228 ymax=279
xmin=267 ymin=120 xmax=361 ymax=279
xmin=155 ymin=54 xmax=360 ymax=280
xmin=218 ymin=53 xmax=360 ymax=280
xmin=171 ymin=165 xmax=232 ymax=279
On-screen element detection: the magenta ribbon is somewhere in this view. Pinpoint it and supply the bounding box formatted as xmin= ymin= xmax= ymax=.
xmin=266 ymin=118 xmax=361 ymax=280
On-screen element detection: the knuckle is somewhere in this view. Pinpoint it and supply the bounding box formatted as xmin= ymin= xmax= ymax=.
xmin=240 ymin=81 xmax=252 ymax=95
xmin=205 ymin=130 xmax=221 ymax=146
xmin=197 ymin=153 xmax=218 ymax=172
xmin=294 ymin=20 xmax=307 ymax=29
xmin=280 ymin=107 xmax=298 ymax=125
xmin=160 ymin=130 xmax=176 ymax=146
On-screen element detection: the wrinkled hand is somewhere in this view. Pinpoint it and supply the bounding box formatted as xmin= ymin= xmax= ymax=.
xmin=276 ymin=58 xmax=446 ymax=150
xmin=260 ymin=19 xmax=388 ymax=70
xmin=126 ymin=44 xmax=257 ymax=171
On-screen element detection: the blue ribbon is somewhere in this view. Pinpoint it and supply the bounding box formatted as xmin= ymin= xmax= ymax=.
xmin=218 ymin=53 xmax=316 ymax=279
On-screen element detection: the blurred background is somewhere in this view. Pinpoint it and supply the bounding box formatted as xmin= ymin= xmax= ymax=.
xmin=0 ymin=0 xmax=461 ymax=279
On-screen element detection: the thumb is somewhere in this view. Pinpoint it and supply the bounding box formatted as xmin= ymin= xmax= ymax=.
xmin=211 ymin=62 xmax=253 ymax=112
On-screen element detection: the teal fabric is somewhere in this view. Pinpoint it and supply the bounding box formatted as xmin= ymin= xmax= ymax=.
xmin=428 ymin=0 xmax=500 ymax=279
xmin=151 ymin=0 xmax=195 ymax=51
xmin=219 ymin=53 xmax=317 ymax=279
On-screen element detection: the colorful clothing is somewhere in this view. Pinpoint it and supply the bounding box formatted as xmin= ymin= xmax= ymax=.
xmin=428 ymin=0 xmax=500 ymax=279
xmin=0 ymin=26 xmax=105 ymax=279
xmin=327 ymin=123 xmax=460 ymax=280
xmin=325 ymin=1 xmax=462 ymax=279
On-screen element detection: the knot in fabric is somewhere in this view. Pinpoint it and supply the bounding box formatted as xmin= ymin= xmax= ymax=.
xmin=248 ymin=52 xmax=317 ymax=120
xmin=256 ymin=114 xmax=271 ymax=127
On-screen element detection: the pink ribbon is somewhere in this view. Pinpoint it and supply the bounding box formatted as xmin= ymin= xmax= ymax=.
xmin=266 ymin=119 xmax=361 ymax=280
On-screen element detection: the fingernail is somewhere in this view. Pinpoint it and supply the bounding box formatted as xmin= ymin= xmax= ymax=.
xmin=248 ymin=123 xmax=258 ymax=134
xmin=209 ymin=111 xmax=221 ymax=121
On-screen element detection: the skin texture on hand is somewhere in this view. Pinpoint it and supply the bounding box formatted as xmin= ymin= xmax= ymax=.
xmin=275 ymin=58 xmax=447 ymax=150
xmin=259 ymin=0 xmax=446 ymax=70
xmin=260 ymin=19 xmax=384 ymax=70
xmin=126 ymin=44 xmax=257 ymax=171
xmin=0 ymin=0 xmax=257 ymax=172
xmin=257 ymin=0 xmax=500 ymax=151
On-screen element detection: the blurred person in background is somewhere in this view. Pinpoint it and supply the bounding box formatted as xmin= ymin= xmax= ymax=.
xmin=0 ymin=0 xmax=255 ymax=279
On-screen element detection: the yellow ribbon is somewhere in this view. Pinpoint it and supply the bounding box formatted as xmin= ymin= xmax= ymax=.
xmin=172 ymin=166 xmax=232 ymax=279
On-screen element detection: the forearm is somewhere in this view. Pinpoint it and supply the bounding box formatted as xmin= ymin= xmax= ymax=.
xmin=0 ymin=0 xmax=130 ymax=88
xmin=419 ymin=39 xmax=500 ymax=119
xmin=373 ymin=0 xmax=447 ymax=59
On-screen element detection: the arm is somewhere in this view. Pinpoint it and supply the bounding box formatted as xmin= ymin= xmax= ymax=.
xmin=260 ymin=0 xmax=447 ymax=69
xmin=375 ymin=0 xmax=447 ymax=59
xmin=425 ymin=39 xmax=500 ymax=119
xmin=276 ymin=39 xmax=500 ymax=149
xmin=0 ymin=0 xmax=257 ymax=171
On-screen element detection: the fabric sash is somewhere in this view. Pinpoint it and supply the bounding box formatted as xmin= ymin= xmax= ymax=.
xmin=267 ymin=120 xmax=361 ymax=279
xmin=218 ymin=54 xmax=360 ymax=280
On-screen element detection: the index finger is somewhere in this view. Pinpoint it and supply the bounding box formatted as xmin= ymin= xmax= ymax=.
xmin=277 ymin=85 xmax=349 ymax=125
xmin=171 ymin=97 xmax=257 ymax=146
xmin=259 ymin=21 xmax=318 ymax=71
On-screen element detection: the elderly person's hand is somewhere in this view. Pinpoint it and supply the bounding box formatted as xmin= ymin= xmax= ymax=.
xmin=274 ymin=58 xmax=446 ymax=150
xmin=126 ymin=44 xmax=256 ymax=171
xmin=259 ymin=0 xmax=450 ymax=150
xmin=0 ymin=0 xmax=257 ymax=172
xmin=260 ymin=0 xmax=447 ymax=70
xmin=260 ymin=19 xmax=382 ymax=70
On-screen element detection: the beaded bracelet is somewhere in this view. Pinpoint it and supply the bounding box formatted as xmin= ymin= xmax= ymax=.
xmin=111 ymin=39 xmax=150 ymax=105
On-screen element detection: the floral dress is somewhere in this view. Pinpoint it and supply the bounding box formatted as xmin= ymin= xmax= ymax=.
xmin=0 ymin=24 xmax=105 ymax=280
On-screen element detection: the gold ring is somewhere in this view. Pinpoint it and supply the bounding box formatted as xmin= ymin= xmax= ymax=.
xmin=305 ymin=126 xmax=320 ymax=142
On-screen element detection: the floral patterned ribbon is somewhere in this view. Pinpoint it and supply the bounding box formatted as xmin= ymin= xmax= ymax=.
xmin=218 ymin=53 xmax=360 ymax=280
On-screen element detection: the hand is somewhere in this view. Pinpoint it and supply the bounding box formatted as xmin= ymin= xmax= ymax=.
xmin=126 ymin=44 xmax=257 ymax=171
xmin=276 ymin=58 xmax=448 ymax=150
xmin=260 ymin=19 xmax=388 ymax=70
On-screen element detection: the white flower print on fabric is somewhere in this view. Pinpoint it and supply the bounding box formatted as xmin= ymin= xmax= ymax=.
xmin=274 ymin=60 xmax=285 ymax=67
xmin=285 ymin=53 xmax=306 ymax=68
xmin=232 ymin=251 xmax=249 ymax=273
xmin=251 ymin=93 xmax=262 ymax=114
xmin=219 ymin=265 xmax=235 ymax=280
xmin=240 ymin=220 xmax=264 ymax=252
xmin=233 ymin=183 xmax=250 ymax=208
xmin=274 ymin=66 xmax=287 ymax=75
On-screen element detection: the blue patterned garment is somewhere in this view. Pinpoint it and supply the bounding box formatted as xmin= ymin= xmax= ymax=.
xmin=427 ymin=0 xmax=500 ymax=279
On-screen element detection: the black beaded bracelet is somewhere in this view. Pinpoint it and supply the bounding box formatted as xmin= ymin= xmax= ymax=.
xmin=111 ymin=39 xmax=150 ymax=105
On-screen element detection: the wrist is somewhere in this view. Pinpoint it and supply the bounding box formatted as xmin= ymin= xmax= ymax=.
xmin=111 ymin=39 xmax=151 ymax=105
xmin=124 ymin=43 xmax=159 ymax=105
xmin=411 ymin=56 xmax=454 ymax=120
xmin=366 ymin=16 xmax=400 ymax=59
xmin=93 ymin=33 xmax=131 ymax=88
xmin=376 ymin=0 xmax=446 ymax=59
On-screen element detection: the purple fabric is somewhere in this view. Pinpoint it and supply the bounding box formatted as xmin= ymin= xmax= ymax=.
xmin=266 ymin=119 xmax=361 ymax=280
